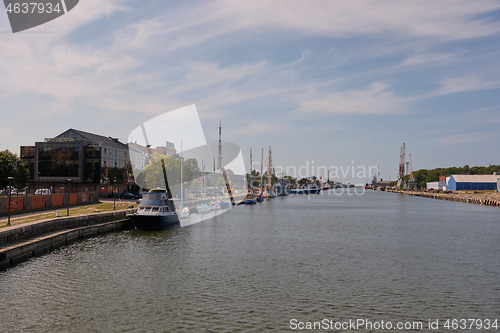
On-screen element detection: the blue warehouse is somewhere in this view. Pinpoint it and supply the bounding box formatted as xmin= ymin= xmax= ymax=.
xmin=447 ymin=174 xmax=500 ymax=191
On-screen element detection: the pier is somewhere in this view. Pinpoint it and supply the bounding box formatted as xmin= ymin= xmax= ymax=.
xmin=387 ymin=189 xmax=500 ymax=207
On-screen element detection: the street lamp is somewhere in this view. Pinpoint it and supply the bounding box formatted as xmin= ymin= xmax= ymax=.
xmin=113 ymin=178 xmax=117 ymax=210
xmin=36 ymin=171 xmax=40 ymax=195
xmin=66 ymin=179 xmax=71 ymax=216
xmin=7 ymin=177 xmax=14 ymax=226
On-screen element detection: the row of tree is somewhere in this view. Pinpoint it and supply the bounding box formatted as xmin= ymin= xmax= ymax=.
xmin=411 ymin=165 xmax=500 ymax=189
xmin=0 ymin=150 xmax=29 ymax=190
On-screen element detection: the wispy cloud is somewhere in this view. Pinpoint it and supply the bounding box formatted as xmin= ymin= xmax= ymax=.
xmin=440 ymin=133 xmax=490 ymax=145
xmin=213 ymin=0 xmax=500 ymax=41
xmin=1 ymin=0 xmax=500 ymax=177
xmin=435 ymin=77 xmax=500 ymax=96
xmin=296 ymin=82 xmax=409 ymax=115
xmin=401 ymin=51 xmax=463 ymax=67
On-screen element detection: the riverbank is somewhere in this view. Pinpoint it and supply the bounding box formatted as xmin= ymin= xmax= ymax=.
xmin=0 ymin=200 xmax=136 ymax=229
xmin=387 ymin=189 xmax=500 ymax=207
xmin=0 ymin=209 xmax=135 ymax=271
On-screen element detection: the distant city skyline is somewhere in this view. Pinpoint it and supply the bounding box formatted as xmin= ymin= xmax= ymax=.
xmin=1 ymin=1 xmax=500 ymax=183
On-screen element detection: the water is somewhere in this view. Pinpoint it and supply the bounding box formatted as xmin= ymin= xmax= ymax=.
xmin=1 ymin=191 xmax=499 ymax=332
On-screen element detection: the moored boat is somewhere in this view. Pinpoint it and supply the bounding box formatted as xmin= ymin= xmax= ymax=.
xmin=196 ymin=202 xmax=211 ymax=213
xmin=244 ymin=194 xmax=257 ymax=204
xmin=275 ymin=182 xmax=291 ymax=196
xmin=128 ymin=159 xmax=179 ymax=230
xmin=290 ymin=186 xmax=321 ymax=195
xmin=128 ymin=189 xmax=179 ymax=230
xmin=177 ymin=207 xmax=190 ymax=219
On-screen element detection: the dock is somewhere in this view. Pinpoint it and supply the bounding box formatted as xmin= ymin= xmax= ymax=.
xmin=387 ymin=189 xmax=500 ymax=207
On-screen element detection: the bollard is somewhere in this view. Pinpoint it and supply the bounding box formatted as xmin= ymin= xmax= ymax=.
xmin=56 ymin=210 xmax=60 ymax=217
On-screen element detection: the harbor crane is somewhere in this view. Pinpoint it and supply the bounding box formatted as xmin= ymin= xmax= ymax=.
xmin=408 ymin=153 xmax=416 ymax=190
xmin=396 ymin=143 xmax=406 ymax=190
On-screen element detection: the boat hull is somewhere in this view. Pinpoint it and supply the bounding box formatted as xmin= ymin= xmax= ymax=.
xmin=129 ymin=213 xmax=179 ymax=231
xmin=219 ymin=202 xmax=232 ymax=209
xmin=275 ymin=185 xmax=290 ymax=196
xmin=290 ymin=188 xmax=321 ymax=194
xmin=196 ymin=205 xmax=211 ymax=213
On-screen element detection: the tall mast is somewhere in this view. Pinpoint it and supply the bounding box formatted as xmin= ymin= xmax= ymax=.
xmin=161 ymin=159 xmax=173 ymax=199
xmin=397 ymin=142 xmax=405 ymax=189
xmin=267 ymin=146 xmax=273 ymax=192
xmin=218 ymin=122 xmax=235 ymax=205
xmin=213 ymin=157 xmax=217 ymax=199
xmin=260 ymin=148 xmax=264 ymax=195
xmin=249 ymin=148 xmax=253 ymax=192
xmin=180 ymin=140 xmax=183 ymax=202
xmin=218 ymin=122 xmax=222 ymax=171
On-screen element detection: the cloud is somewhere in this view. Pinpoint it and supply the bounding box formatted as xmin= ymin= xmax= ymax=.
xmin=1 ymin=0 xmax=500 ymax=160
xmin=213 ymin=0 xmax=500 ymax=41
xmin=225 ymin=122 xmax=290 ymax=138
xmin=401 ymin=51 xmax=462 ymax=67
xmin=296 ymin=82 xmax=409 ymax=115
xmin=440 ymin=133 xmax=490 ymax=145
xmin=434 ymin=76 xmax=500 ymax=96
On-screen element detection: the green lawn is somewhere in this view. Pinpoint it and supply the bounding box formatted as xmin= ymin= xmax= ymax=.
xmin=1 ymin=201 xmax=137 ymax=229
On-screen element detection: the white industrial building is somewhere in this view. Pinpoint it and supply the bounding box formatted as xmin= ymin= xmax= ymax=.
xmin=426 ymin=181 xmax=446 ymax=190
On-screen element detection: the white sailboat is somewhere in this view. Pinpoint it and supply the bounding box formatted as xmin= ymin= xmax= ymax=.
xmin=177 ymin=141 xmax=190 ymax=219
xmin=211 ymin=158 xmax=220 ymax=210
xmin=196 ymin=161 xmax=211 ymax=213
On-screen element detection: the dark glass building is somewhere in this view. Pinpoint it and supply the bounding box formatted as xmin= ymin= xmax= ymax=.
xmin=21 ymin=129 xmax=132 ymax=194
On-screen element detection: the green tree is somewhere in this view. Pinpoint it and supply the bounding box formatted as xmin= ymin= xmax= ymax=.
xmin=0 ymin=150 xmax=29 ymax=190
xmin=143 ymin=153 xmax=199 ymax=189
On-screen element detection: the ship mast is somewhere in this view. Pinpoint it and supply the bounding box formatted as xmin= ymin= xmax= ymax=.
xmin=218 ymin=122 xmax=222 ymax=171
xmin=267 ymin=146 xmax=273 ymax=192
xmin=260 ymin=148 xmax=264 ymax=195
xmin=397 ymin=142 xmax=405 ymax=189
xmin=249 ymin=148 xmax=253 ymax=193
xmin=180 ymin=141 xmax=183 ymax=203
xmin=218 ymin=122 xmax=235 ymax=205
xmin=161 ymin=159 xmax=173 ymax=199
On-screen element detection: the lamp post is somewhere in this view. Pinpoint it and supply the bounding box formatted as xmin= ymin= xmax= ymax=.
xmin=66 ymin=179 xmax=71 ymax=216
xmin=113 ymin=178 xmax=117 ymax=210
xmin=7 ymin=177 xmax=14 ymax=226
xmin=36 ymin=171 xmax=40 ymax=195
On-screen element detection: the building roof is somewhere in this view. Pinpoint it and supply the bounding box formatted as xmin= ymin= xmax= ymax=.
xmin=450 ymin=174 xmax=500 ymax=183
xmin=127 ymin=142 xmax=151 ymax=154
xmin=56 ymin=129 xmax=128 ymax=150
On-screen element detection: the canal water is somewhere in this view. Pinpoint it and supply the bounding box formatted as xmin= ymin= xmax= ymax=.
xmin=1 ymin=190 xmax=499 ymax=332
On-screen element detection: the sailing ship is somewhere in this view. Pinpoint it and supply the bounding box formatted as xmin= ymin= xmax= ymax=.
xmin=265 ymin=146 xmax=277 ymax=198
xmin=244 ymin=148 xmax=257 ymax=204
xmin=290 ymin=185 xmax=321 ymax=194
xmin=177 ymin=141 xmax=190 ymax=218
xmin=275 ymin=181 xmax=291 ymax=196
xmin=128 ymin=159 xmax=179 ymax=230
xmin=196 ymin=161 xmax=211 ymax=213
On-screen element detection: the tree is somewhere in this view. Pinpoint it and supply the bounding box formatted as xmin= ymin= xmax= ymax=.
xmin=0 ymin=150 xmax=29 ymax=190
xmin=143 ymin=153 xmax=199 ymax=189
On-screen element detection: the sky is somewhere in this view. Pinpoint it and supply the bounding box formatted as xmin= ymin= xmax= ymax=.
xmin=1 ymin=0 xmax=500 ymax=183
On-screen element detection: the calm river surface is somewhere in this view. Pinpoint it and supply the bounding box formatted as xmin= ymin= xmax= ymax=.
xmin=1 ymin=190 xmax=499 ymax=332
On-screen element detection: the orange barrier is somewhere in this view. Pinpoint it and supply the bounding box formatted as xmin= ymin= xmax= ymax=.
xmin=6 ymin=197 xmax=24 ymax=212
xmin=69 ymin=193 xmax=78 ymax=205
xmin=31 ymin=196 xmax=46 ymax=209
xmin=52 ymin=194 xmax=64 ymax=207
